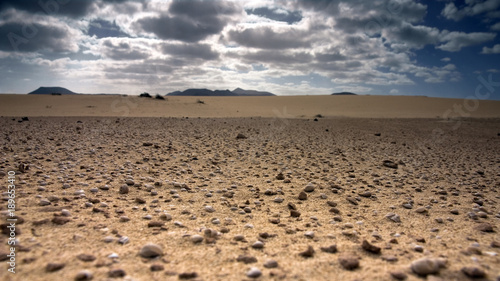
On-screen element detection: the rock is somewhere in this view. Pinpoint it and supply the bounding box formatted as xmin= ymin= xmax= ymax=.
xmin=299 ymin=245 xmax=315 ymax=258
xmin=415 ymin=207 xmax=427 ymax=214
xmin=160 ymin=213 xmax=172 ymax=221
xmin=246 ymin=267 xmax=262 ymax=278
xmin=290 ymin=210 xmax=301 ymax=217
xmin=385 ymin=213 xmax=401 ymax=223
xmin=461 ymin=267 xmax=486 ymax=278
xmin=491 ymin=241 xmax=500 ymax=248
xmin=150 ymin=264 xmax=164 ymax=272
xmin=139 ymin=243 xmax=163 ymax=258
xmin=410 ymin=257 xmax=446 ymax=276
xmin=236 ymin=133 xmax=247 ymax=139
xmin=46 ymin=262 xmax=65 ymax=272
xmin=288 ymin=202 xmax=297 ymax=210
xmin=390 ymin=271 xmax=407 ymax=280
xmin=190 ymin=235 xmax=203 ymax=244
xmin=304 ymin=183 xmax=315 ymax=192
xmin=274 ymin=197 xmax=284 ymax=203
xmin=359 ymin=191 xmax=371 ymax=198
xmin=320 ymin=245 xmax=338 ymax=253
xmin=475 ymin=222 xmax=494 ymax=232
xmin=263 ymin=259 xmax=278 ymax=268
xmin=276 ymin=173 xmax=285 ymax=180
xmin=39 ymin=199 xmax=51 ymax=206
xmin=135 ymin=197 xmax=146 ymax=204
xmin=298 ymin=191 xmax=308 ymax=200
xmin=383 ymin=160 xmax=398 ymax=169
xmin=233 ymin=234 xmax=246 ymax=241
xmin=305 ymin=231 xmax=315 ymax=239
xmin=108 ymin=268 xmax=126 ymax=278
xmin=346 ymin=197 xmax=358 ymax=205
xmin=75 ymin=270 xmax=93 ymax=281
xmin=125 ymin=179 xmax=134 ymax=186
xmin=148 ymin=221 xmax=164 ymax=227
xmin=237 ymin=255 xmax=257 ymax=264
xmin=119 ymin=216 xmax=130 ymax=222
xmin=52 ymin=216 xmax=70 ymax=225
xmin=338 ymin=255 xmax=359 ymax=270
xmin=252 ymin=241 xmax=264 ymax=249
xmin=402 ymin=203 xmax=413 ymax=209
xmin=119 ymin=185 xmax=129 ymax=194
xmin=118 ymin=236 xmax=129 ymax=244
xmin=76 ymin=254 xmax=96 ymax=262
xmin=178 ymin=272 xmax=198 ymax=279
xmin=204 ymin=205 xmax=215 ymax=212
xmin=361 ymin=240 xmax=381 ymax=254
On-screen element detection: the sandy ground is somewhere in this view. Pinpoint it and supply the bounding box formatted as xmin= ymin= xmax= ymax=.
xmin=0 ymin=95 xmax=499 ymax=281
xmin=0 ymin=94 xmax=500 ymax=118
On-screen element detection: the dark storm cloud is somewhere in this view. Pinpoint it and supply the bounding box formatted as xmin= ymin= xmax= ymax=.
xmin=102 ymin=40 xmax=149 ymax=60
xmin=161 ymin=43 xmax=219 ymax=60
xmin=245 ymin=7 xmax=302 ymax=24
xmin=227 ymin=27 xmax=310 ymax=49
xmin=0 ymin=0 xmax=95 ymax=17
xmin=314 ymin=52 xmax=347 ymax=62
xmin=0 ymin=22 xmax=76 ymax=52
xmin=137 ymin=0 xmax=238 ymax=42
xmin=388 ymin=23 xmax=439 ymax=48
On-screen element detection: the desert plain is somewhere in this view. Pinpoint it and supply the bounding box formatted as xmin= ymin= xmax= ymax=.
xmin=0 ymin=94 xmax=499 ymax=281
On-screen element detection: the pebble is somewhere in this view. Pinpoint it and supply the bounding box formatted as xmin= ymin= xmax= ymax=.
xmin=204 ymin=205 xmax=215 ymax=212
xmin=475 ymin=222 xmax=494 ymax=232
xmin=263 ymin=259 xmax=278 ymax=268
xmin=237 ymin=255 xmax=257 ymax=264
xmin=108 ymin=268 xmax=126 ymax=278
xmin=320 ymin=245 xmax=337 ymax=253
xmin=139 ymin=243 xmax=163 ymax=258
xmin=410 ymin=257 xmax=446 ymax=276
xmin=252 ymin=241 xmax=264 ymax=249
xmin=304 ymin=183 xmax=315 ymax=192
xmin=160 ymin=213 xmax=172 ymax=221
xmin=190 ymin=234 xmax=203 ymax=244
xmin=74 ymin=270 xmax=93 ymax=281
xmin=117 ymin=236 xmax=129 ymax=244
xmin=119 ymin=185 xmax=129 ymax=194
xmin=46 ymin=262 xmax=65 ymax=272
xmin=76 ymin=254 xmax=96 ymax=262
xmin=290 ymin=210 xmax=301 ymax=217
xmin=461 ymin=267 xmax=486 ymax=278
xmin=150 ymin=264 xmax=164 ymax=272
xmin=246 ymin=267 xmax=262 ymax=278
xmin=119 ymin=216 xmax=130 ymax=222
xmin=361 ymin=239 xmax=381 ymax=254
xmin=390 ymin=271 xmax=407 ymax=280
xmin=415 ymin=207 xmax=427 ymax=213
xmin=298 ymin=191 xmax=307 ymax=200
xmin=178 ymin=272 xmax=198 ymax=279
xmin=299 ymin=245 xmax=315 ymax=258
xmin=338 ymin=255 xmax=359 ymax=270
xmin=305 ymin=231 xmax=315 ymax=239
xmin=274 ymin=197 xmax=284 ymax=203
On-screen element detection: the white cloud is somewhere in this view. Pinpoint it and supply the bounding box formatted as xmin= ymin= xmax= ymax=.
xmin=437 ymin=31 xmax=496 ymax=52
xmin=481 ymin=44 xmax=500 ymax=53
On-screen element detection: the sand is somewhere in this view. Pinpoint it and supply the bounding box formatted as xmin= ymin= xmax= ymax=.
xmin=0 ymin=95 xmax=499 ymax=281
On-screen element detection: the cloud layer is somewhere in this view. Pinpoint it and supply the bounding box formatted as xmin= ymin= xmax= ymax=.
xmin=0 ymin=0 xmax=498 ymax=97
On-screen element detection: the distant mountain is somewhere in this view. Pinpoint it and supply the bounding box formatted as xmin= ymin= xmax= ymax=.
xmin=232 ymin=88 xmax=275 ymax=96
xmin=166 ymin=88 xmax=275 ymax=96
xmin=28 ymin=87 xmax=78 ymax=95
xmin=331 ymin=92 xmax=357 ymax=95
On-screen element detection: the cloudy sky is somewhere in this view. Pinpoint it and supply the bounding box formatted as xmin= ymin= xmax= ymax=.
xmin=0 ymin=0 xmax=499 ymax=98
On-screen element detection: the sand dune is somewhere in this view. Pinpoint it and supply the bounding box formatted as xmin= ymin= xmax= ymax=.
xmin=1 ymin=94 xmax=499 ymax=118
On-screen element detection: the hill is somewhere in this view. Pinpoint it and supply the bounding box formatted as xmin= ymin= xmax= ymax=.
xmin=28 ymin=87 xmax=78 ymax=95
xmin=232 ymin=88 xmax=275 ymax=96
xmin=332 ymin=92 xmax=357 ymax=95
xmin=166 ymin=88 xmax=275 ymax=96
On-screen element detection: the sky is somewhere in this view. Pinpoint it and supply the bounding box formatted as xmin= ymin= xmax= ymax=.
xmin=0 ymin=0 xmax=499 ymax=99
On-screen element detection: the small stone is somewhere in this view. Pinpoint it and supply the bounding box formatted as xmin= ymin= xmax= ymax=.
xmin=390 ymin=271 xmax=407 ymax=280
xmin=204 ymin=205 xmax=215 ymax=212
xmin=252 ymin=241 xmax=264 ymax=249
xmin=118 ymin=236 xmax=129 ymax=244
xmin=290 ymin=210 xmax=301 ymax=217
xmin=108 ymin=269 xmax=126 ymax=278
xmin=491 ymin=241 xmax=500 ymax=248
xmin=237 ymin=255 xmax=257 ymax=264
xmin=450 ymin=209 xmax=459 ymax=215
xmin=148 ymin=221 xmax=164 ymax=228
xmin=246 ymin=267 xmax=262 ymax=278
xmin=361 ymin=240 xmax=381 ymax=254
xmin=298 ymin=191 xmax=307 ymax=200
xmin=190 ymin=235 xmax=203 ymax=243
xmin=320 ymin=245 xmax=337 ymax=253
xmin=383 ymin=160 xmax=398 ymax=169
xmin=52 ymin=216 xmax=70 ymax=225
xmin=119 ymin=185 xmax=129 ymax=194
xmin=119 ymin=216 xmax=130 ymax=222
xmin=305 ymin=231 xmax=315 ymax=239
xmin=346 ymin=197 xmax=358 ymax=205
xmin=139 ymin=243 xmax=163 ymax=258
xmin=461 ymin=267 xmax=486 ymax=278
xmin=415 ymin=207 xmax=427 ymax=214
xmin=299 ymin=245 xmax=315 ymax=258
xmin=264 ymin=259 xmax=278 ymax=268
xmin=178 ymin=272 xmax=198 ymax=279
xmin=46 ymin=262 xmax=65 ymax=272
xmin=475 ymin=222 xmax=494 ymax=232
xmin=359 ymin=191 xmax=371 ymax=198
xmin=135 ymin=197 xmax=146 ymax=204
xmin=402 ymin=203 xmax=413 ymax=209
xmin=125 ymin=179 xmax=134 ymax=186
xmin=234 ymin=234 xmax=246 ymax=241
xmin=410 ymin=257 xmax=446 ymax=276
xmin=75 ymin=270 xmax=93 ymax=281
xmin=150 ymin=264 xmax=164 ymax=272
xmin=39 ymin=199 xmax=51 ymax=206
xmin=304 ymin=183 xmax=315 ymax=192
xmin=76 ymin=254 xmax=96 ymax=262
xmin=276 ymin=173 xmax=285 ymax=180
xmin=338 ymin=255 xmax=359 ymax=270
xmin=274 ymin=197 xmax=284 ymax=203
xmin=160 ymin=213 xmax=172 ymax=221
